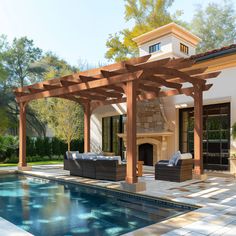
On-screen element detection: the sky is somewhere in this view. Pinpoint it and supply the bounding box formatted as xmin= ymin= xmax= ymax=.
xmin=0 ymin=0 xmax=234 ymax=67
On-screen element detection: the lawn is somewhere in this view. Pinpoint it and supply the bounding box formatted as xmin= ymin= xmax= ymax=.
xmin=0 ymin=160 xmax=63 ymax=167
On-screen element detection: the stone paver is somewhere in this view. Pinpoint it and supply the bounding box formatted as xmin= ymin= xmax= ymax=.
xmin=1 ymin=165 xmax=236 ymax=235
xmin=0 ymin=217 xmax=33 ymax=236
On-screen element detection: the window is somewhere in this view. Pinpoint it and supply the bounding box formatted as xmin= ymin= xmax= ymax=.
xmin=102 ymin=115 xmax=125 ymax=156
xmin=179 ymin=103 xmax=230 ymax=170
xmin=180 ymin=43 xmax=189 ymax=55
xmin=149 ymin=43 xmax=161 ymax=53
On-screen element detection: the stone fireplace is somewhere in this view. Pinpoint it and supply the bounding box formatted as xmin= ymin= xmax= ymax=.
xmin=118 ymin=99 xmax=173 ymax=165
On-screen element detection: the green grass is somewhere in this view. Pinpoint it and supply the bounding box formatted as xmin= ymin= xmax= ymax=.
xmin=0 ymin=160 xmax=63 ymax=167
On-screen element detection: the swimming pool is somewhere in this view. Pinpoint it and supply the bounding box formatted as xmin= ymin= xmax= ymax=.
xmin=0 ymin=174 xmax=195 ymax=236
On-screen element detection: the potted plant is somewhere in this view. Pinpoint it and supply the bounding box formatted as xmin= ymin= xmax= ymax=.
xmin=229 ymin=123 xmax=236 ymax=175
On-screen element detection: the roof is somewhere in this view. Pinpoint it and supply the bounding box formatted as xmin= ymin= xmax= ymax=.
xmin=133 ymin=22 xmax=201 ymax=46
xmin=191 ymin=44 xmax=236 ymax=62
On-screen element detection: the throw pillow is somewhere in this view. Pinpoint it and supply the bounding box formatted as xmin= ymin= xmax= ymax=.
xmin=169 ymin=151 xmax=181 ymax=166
xmin=174 ymin=151 xmax=182 ymax=166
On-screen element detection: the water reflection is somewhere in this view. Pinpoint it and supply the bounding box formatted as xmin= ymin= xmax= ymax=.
xmin=0 ymin=175 xmax=188 ymax=236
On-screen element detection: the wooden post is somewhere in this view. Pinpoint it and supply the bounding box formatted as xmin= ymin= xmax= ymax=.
xmin=84 ymin=102 xmax=91 ymax=153
xmin=18 ymin=102 xmax=27 ymax=167
xmin=193 ymin=85 xmax=204 ymax=176
xmin=126 ymin=81 xmax=137 ymax=184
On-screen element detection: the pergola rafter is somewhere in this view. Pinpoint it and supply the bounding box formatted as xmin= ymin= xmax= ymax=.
xmin=14 ymin=55 xmax=221 ymax=184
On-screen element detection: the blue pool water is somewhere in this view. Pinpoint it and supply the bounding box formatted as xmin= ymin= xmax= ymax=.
xmin=0 ymin=174 xmax=194 ymax=236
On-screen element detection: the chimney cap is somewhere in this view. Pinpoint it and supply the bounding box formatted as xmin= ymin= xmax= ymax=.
xmin=133 ymin=22 xmax=201 ymax=47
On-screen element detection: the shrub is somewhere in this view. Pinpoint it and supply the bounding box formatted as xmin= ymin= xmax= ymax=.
xmin=5 ymin=155 xmax=64 ymax=163
xmin=0 ymin=135 xmax=18 ymax=162
xmin=0 ymin=135 xmax=83 ymax=163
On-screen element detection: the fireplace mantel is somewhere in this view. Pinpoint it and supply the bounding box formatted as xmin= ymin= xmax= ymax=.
xmin=117 ymin=131 xmax=173 ymax=139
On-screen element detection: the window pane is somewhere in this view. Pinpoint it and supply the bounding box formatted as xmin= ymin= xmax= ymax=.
xmin=149 ymin=43 xmax=160 ymax=53
xmin=102 ymin=117 xmax=111 ymax=152
xmin=112 ymin=116 xmax=120 ymax=155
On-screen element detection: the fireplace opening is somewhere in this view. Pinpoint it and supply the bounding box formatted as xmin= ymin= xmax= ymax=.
xmin=139 ymin=143 xmax=153 ymax=166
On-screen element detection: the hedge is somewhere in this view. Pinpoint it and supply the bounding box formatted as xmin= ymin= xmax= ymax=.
xmin=0 ymin=135 xmax=84 ymax=163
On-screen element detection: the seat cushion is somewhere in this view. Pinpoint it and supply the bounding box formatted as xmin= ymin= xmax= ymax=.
xmin=181 ymin=153 xmax=192 ymax=160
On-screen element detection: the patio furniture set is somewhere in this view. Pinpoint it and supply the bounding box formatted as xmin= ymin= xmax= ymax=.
xmin=64 ymin=151 xmax=193 ymax=182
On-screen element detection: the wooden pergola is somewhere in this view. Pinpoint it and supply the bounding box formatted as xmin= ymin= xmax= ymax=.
xmin=14 ymin=55 xmax=221 ymax=183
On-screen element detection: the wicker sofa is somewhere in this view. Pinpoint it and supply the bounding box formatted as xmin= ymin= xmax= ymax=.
xmin=155 ymin=153 xmax=193 ymax=182
xmin=64 ymin=152 xmax=126 ymax=181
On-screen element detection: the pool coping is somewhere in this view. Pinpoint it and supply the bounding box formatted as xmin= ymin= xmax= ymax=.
xmin=18 ymin=170 xmax=200 ymax=210
xmin=0 ymin=170 xmax=202 ymax=236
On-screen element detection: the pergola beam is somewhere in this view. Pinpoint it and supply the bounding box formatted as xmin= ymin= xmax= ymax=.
xmin=143 ymin=75 xmax=182 ymax=89
xmin=125 ymin=64 xmax=206 ymax=85
xmin=16 ymin=71 xmax=144 ymax=103
xmin=138 ymin=84 xmax=161 ymax=94
xmin=90 ymin=84 xmax=213 ymax=107
xmin=43 ymin=84 xmax=62 ymax=90
xmin=14 ymin=55 xmax=151 ymax=93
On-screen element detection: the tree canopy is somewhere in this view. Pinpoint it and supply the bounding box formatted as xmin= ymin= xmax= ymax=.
xmin=3 ymin=37 xmax=43 ymax=87
xmin=105 ymin=0 xmax=185 ymax=62
xmin=191 ymin=0 xmax=236 ymax=53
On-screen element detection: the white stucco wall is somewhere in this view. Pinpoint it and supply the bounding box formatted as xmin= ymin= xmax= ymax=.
xmin=139 ymin=35 xmax=173 ymax=58
xmin=139 ymin=34 xmax=196 ymax=60
xmin=171 ymin=35 xmax=196 ymax=57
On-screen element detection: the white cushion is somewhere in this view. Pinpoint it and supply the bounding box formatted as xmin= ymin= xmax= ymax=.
xmin=181 ymin=153 xmax=192 ymax=160
xmin=96 ymin=155 xmax=121 ymax=164
xmin=96 ymin=156 xmax=108 ymax=160
xmin=84 ymin=152 xmax=97 ymax=156
xmin=82 ymin=154 xmax=97 ymax=160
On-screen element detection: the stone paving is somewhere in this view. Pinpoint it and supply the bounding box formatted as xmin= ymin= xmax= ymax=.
xmin=0 ymin=216 xmax=33 ymax=236
xmin=1 ymin=165 xmax=236 ymax=235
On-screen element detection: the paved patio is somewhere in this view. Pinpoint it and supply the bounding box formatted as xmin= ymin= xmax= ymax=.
xmin=1 ymin=165 xmax=236 ymax=235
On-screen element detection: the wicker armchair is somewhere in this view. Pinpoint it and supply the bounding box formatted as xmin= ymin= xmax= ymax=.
xmin=155 ymin=158 xmax=193 ymax=182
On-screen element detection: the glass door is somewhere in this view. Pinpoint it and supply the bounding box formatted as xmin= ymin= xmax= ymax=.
xmin=179 ymin=103 xmax=230 ymax=170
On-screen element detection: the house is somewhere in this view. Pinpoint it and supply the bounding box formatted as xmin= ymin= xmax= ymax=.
xmin=90 ymin=22 xmax=236 ymax=171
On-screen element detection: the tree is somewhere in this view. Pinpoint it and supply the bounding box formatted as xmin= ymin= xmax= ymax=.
xmin=191 ymin=0 xmax=236 ymax=53
xmin=0 ymin=36 xmax=46 ymax=136
xmin=37 ymin=99 xmax=83 ymax=151
xmin=3 ymin=37 xmax=43 ymax=87
xmin=105 ymin=0 xmax=184 ymax=61
xmin=30 ymin=54 xmax=83 ymax=151
xmin=0 ymin=36 xmax=12 ymax=134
